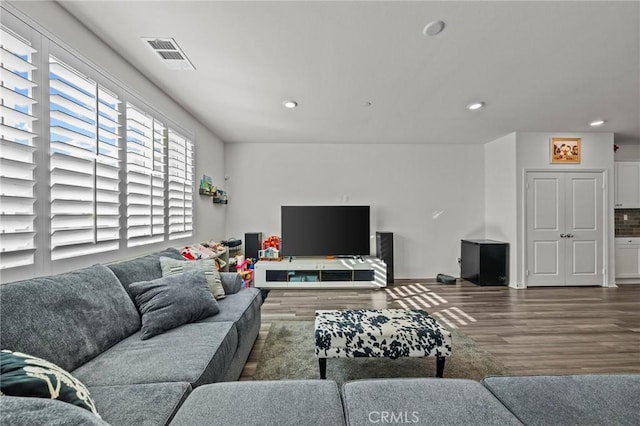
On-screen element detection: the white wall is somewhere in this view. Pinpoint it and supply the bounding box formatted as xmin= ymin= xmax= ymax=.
xmin=515 ymin=132 xmax=616 ymax=286
xmin=485 ymin=133 xmax=518 ymax=284
xmin=5 ymin=2 xmax=226 ymax=277
xmin=614 ymin=143 xmax=640 ymax=161
xmin=224 ymin=143 xmax=485 ymax=278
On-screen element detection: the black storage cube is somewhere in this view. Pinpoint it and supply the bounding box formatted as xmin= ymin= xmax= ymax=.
xmin=460 ymin=239 xmax=509 ymax=286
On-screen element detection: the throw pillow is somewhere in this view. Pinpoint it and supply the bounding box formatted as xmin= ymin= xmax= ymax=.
xmin=0 ymin=350 xmax=100 ymax=416
xmin=129 ymin=269 xmax=220 ymax=340
xmin=159 ymin=257 xmax=226 ymax=299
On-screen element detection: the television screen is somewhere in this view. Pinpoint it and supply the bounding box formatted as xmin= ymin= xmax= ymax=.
xmin=281 ymin=206 xmax=370 ymax=257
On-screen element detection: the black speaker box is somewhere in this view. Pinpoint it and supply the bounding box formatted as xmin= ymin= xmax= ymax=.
xmin=244 ymin=232 xmax=262 ymax=260
xmin=376 ymin=232 xmax=394 ymax=284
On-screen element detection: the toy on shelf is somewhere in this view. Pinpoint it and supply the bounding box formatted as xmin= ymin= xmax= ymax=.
xmin=235 ymin=256 xmax=254 ymax=287
xmin=262 ymin=235 xmax=280 ymax=250
xmin=258 ymin=247 xmax=281 ymax=260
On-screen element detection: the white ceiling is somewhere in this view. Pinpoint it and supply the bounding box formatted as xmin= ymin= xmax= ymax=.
xmin=57 ymin=0 xmax=640 ymax=145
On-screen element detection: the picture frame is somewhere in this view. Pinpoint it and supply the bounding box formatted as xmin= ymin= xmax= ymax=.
xmin=551 ymin=137 xmax=581 ymax=164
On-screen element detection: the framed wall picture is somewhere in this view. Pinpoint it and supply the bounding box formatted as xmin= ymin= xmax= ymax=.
xmin=551 ymin=137 xmax=581 ymax=163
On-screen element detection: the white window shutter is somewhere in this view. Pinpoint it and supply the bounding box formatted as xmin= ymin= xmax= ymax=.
xmin=0 ymin=26 xmax=38 ymax=270
xmin=49 ymin=56 xmax=121 ymax=260
xmin=126 ymin=103 xmax=166 ymax=247
xmin=167 ymin=128 xmax=193 ymax=240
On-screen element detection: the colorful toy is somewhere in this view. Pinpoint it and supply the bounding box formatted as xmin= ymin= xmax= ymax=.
xmin=262 ymin=235 xmax=280 ymax=250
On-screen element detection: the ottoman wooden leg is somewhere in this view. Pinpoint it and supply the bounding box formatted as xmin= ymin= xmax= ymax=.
xmin=436 ymin=356 xmax=446 ymax=378
xmin=319 ymin=358 xmax=327 ymax=379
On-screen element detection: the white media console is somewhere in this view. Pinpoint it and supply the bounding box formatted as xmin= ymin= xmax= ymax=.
xmin=254 ymin=257 xmax=387 ymax=289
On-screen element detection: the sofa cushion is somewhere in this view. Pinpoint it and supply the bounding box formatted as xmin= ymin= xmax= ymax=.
xmin=160 ymin=257 xmax=226 ymax=299
xmin=0 ymin=350 xmax=99 ymax=416
xmin=107 ymin=248 xmax=184 ymax=301
xmin=0 ymin=264 xmax=140 ymax=372
xmin=72 ymin=321 xmax=238 ymax=387
xmin=220 ymin=272 xmax=243 ymax=294
xmin=0 ymin=396 xmax=110 ymax=426
xmin=481 ymin=374 xmax=640 ymax=426
xmin=130 ymin=269 xmax=220 ymax=340
xmin=169 ymin=380 xmax=346 ymax=426
xmin=201 ymin=287 xmax=261 ymax=346
xmin=342 ymin=378 xmax=522 ymax=426
xmin=89 ymin=382 xmax=191 ymax=426
xmin=201 ymin=287 xmax=262 ymax=381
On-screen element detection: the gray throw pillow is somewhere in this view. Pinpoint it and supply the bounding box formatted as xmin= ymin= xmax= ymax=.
xmin=159 ymin=257 xmax=226 ymax=300
xmin=129 ymin=269 xmax=220 ymax=340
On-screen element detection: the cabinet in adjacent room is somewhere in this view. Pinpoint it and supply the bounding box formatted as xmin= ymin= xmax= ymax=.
xmin=615 ymin=238 xmax=640 ymax=279
xmin=615 ymin=162 xmax=640 ymax=208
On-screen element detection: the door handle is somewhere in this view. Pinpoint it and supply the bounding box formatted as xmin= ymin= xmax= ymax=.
xmin=560 ymin=233 xmax=566 ymax=238
xmin=566 ymin=233 xmax=574 ymax=238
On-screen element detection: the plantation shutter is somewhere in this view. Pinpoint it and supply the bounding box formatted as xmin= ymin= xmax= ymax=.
xmin=49 ymin=56 xmax=121 ymax=260
xmin=167 ymin=128 xmax=193 ymax=240
xmin=126 ymin=103 xmax=166 ymax=247
xmin=0 ymin=26 xmax=38 ymax=269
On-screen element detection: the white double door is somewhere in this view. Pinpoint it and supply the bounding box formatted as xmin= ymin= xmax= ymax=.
xmin=526 ymin=172 xmax=604 ymax=286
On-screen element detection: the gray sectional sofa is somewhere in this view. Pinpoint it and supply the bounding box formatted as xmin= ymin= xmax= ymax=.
xmin=169 ymin=374 xmax=638 ymax=426
xmin=2 ymin=248 xmax=638 ymax=425
xmin=0 ymin=248 xmax=262 ymax=425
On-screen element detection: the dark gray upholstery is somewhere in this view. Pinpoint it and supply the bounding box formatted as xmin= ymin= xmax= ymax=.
xmin=0 ymin=265 xmax=140 ymax=372
xmin=72 ymin=322 xmax=238 ymax=387
xmin=130 ymin=269 xmax=220 ymax=340
xmin=482 ymin=374 xmax=640 ymax=426
xmin=89 ymin=382 xmax=191 ymax=426
xmin=202 ymin=288 xmax=262 ymax=381
xmin=0 ymin=396 xmax=110 ymax=426
xmin=220 ymin=271 xmax=243 ymax=294
xmin=1 ymin=245 xmax=263 ymax=425
xmin=170 ymin=380 xmax=346 ymax=426
xmin=107 ymin=248 xmax=184 ymax=301
xmin=342 ymin=378 xmax=522 ymax=426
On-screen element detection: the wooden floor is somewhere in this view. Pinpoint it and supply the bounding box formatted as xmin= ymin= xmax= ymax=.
xmin=241 ymin=281 xmax=640 ymax=379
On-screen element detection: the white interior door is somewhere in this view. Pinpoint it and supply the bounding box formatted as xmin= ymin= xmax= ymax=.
xmin=526 ymin=172 xmax=604 ymax=286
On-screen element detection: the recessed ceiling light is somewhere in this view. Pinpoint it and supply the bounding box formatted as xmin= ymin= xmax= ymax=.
xmin=466 ymin=102 xmax=484 ymax=110
xmin=424 ymin=20 xmax=446 ymax=37
xmin=283 ymin=100 xmax=298 ymax=109
xmin=589 ymin=119 xmax=606 ymax=127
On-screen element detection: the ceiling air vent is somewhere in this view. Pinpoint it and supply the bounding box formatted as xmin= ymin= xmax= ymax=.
xmin=141 ymin=37 xmax=195 ymax=70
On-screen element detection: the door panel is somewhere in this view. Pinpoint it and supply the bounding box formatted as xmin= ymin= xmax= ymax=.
xmin=572 ymin=241 xmax=597 ymax=275
xmin=564 ymin=173 xmax=603 ymax=285
xmin=527 ymin=174 xmax=564 ymax=285
xmin=534 ymin=179 xmax=560 ymax=230
xmin=533 ymin=241 xmax=560 ymax=275
xmin=570 ymin=178 xmax=597 ymax=230
xmin=526 ymin=172 xmax=604 ymax=286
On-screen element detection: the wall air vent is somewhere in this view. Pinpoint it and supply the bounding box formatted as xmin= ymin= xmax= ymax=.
xmin=141 ymin=37 xmax=195 ymax=70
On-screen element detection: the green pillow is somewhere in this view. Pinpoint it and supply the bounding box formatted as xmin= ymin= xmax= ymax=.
xmin=0 ymin=350 xmax=100 ymax=416
xmin=160 ymin=257 xmax=226 ymax=299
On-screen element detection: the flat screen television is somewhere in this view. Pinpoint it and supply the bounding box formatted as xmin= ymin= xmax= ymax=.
xmin=281 ymin=205 xmax=370 ymax=257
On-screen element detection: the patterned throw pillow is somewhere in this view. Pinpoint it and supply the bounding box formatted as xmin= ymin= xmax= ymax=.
xmin=160 ymin=256 xmax=226 ymax=299
xmin=0 ymin=350 xmax=99 ymax=416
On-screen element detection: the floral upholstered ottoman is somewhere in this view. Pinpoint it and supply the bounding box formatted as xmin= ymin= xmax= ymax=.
xmin=314 ymin=309 xmax=452 ymax=379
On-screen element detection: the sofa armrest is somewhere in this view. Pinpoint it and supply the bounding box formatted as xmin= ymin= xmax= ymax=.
xmin=220 ymin=272 xmax=243 ymax=294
